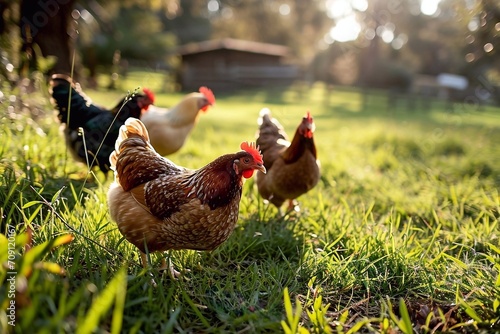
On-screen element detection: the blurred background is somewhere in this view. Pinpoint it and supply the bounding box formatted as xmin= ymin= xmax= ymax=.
xmin=0 ymin=0 xmax=499 ymax=105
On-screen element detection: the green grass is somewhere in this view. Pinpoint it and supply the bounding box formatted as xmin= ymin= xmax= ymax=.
xmin=1 ymin=76 xmax=499 ymax=333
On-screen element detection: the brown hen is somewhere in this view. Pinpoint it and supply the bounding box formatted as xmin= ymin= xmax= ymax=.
xmin=256 ymin=108 xmax=320 ymax=213
xmin=107 ymin=118 xmax=265 ymax=277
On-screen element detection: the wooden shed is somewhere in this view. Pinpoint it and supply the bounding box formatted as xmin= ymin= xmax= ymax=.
xmin=176 ymin=38 xmax=300 ymax=91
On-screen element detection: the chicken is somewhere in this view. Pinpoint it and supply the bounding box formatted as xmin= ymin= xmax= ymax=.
xmin=49 ymin=74 xmax=155 ymax=173
xmin=140 ymin=87 xmax=215 ymax=156
xmin=256 ymin=108 xmax=320 ymax=213
xmin=50 ymin=75 xmax=213 ymax=171
xmin=107 ymin=118 xmax=265 ymax=277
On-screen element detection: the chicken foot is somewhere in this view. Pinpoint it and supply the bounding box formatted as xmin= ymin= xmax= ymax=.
xmin=140 ymin=251 xmax=186 ymax=280
xmin=158 ymin=256 xmax=183 ymax=279
xmin=287 ymin=199 xmax=300 ymax=213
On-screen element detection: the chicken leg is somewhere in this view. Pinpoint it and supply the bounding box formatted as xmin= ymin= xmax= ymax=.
xmin=140 ymin=251 xmax=182 ymax=279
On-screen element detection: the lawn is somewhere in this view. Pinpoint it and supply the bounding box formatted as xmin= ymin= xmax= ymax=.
xmin=1 ymin=74 xmax=499 ymax=333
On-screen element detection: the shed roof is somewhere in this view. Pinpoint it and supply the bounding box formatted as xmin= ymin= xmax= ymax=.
xmin=177 ymin=38 xmax=290 ymax=57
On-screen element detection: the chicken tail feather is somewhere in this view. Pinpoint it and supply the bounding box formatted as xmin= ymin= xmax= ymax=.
xmin=50 ymin=74 xmax=104 ymax=129
xmin=110 ymin=117 xmax=152 ymax=172
xmin=110 ymin=118 xmax=179 ymax=191
xmin=257 ymin=108 xmax=271 ymax=125
xmin=120 ymin=118 xmax=150 ymax=143
xmin=256 ymin=108 xmax=288 ymax=152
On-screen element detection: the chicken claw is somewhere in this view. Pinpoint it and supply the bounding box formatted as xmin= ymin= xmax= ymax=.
xmin=141 ymin=252 xmax=188 ymax=280
xmin=158 ymin=257 xmax=184 ymax=279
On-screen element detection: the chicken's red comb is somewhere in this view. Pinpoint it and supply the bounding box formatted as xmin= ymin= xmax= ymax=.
xmin=199 ymin=86 xmax=215 ymax=105
xmin=142 ymin=88 xmax=155 ymax=103
xmin=240 ymin=142 xmax=263 ymax=164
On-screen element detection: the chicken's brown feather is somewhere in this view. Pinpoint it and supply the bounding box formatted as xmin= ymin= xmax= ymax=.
xmin=110 ymin=183 xmax=240 ymax=253
xmin=114 ymin=134 xmax=183 ymax=191
xmin=107 ymin=118 xmax=264 ymax=268
xmin=256 ymin=109 xmax=320 ymax=209
xmin=256 ymin=110 xmax=289 ymax=169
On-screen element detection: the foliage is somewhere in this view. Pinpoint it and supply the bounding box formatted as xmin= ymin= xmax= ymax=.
xmin=461 ymin=0 xmax=500 ymax=104
xmin=0 ymin=79 xmax=499 ymax=332
xmin=77 ymin=4 xmax=177 ymax=67
xmin=3 ymin=0 xmax=499 ymax=98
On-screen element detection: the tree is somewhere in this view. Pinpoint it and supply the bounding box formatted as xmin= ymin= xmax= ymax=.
xmin=463 ymin=0 xmax=500 ymax=68
xmin=211 ymin=0 xmax=331 ymax=61
xmin=13 ymin=0 xmax=179 ymax=84
xmin=462 ymin=0 xmax=500 ymax=103
xmin=19 ymin=0 xmax=77 ymax=77
xmin=159 ymin=0 xmax=212 ymax=45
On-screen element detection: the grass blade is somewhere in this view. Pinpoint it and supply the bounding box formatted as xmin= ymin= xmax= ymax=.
xmin=76 ymin=267 xmax=127 ymax=334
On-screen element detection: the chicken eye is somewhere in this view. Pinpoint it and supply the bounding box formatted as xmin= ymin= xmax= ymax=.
xmin=243 ymin=157 xmax=250 ymax=163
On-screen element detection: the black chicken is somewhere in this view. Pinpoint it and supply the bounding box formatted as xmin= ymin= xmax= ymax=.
xmin=49 ymin=74 xmax=155 ymax=173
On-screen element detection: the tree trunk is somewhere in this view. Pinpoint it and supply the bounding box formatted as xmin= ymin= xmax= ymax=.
xmin=19 ymin=0 xmax=77 ymax=78
xmin=0 ymin=1 xmax=9 ymax=34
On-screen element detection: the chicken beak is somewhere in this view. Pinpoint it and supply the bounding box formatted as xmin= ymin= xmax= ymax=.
xmin=256 ymin=164 xmax=266 ymax=174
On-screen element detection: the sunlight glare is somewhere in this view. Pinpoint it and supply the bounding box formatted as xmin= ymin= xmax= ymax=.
xmin=80 ymin=9 xmax=94 ymax=24
xmin=326 ymin=0 xmax=353 ymax=19
xmin=468 ymin=17 xmax=479 ymax=31
xmin=329 ymin=15 xmax=361 ymax=42
xmin=351 ymin=0 xmax=368 ymax=12
xmin=465 ymin=53 xmax=475 ymax=62
xmin=420 ymin=0 xmax=441 ymax=16
xmin=279 ymin=4 xmax=291 ymax=16
xmin=392 ymin=33 xmax=408 ymax=50
xmin=484 ymin=43 xmax=494 ymax=53
xmin=208 ymin=0 xmax=219 ymax=12
xmin=381 ymin=29 xmax=394 ymax=43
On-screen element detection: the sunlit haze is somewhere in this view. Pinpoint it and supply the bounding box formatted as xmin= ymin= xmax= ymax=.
xmin=325 ymin=0 xmax=443 ymax=43
xmin=326 ymin=0 xmax=366 ymax=42
xmin=420 ymin=0 xmax=442 ymax=16
xmin=329 ymin=15 xmax=361 ymax=42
